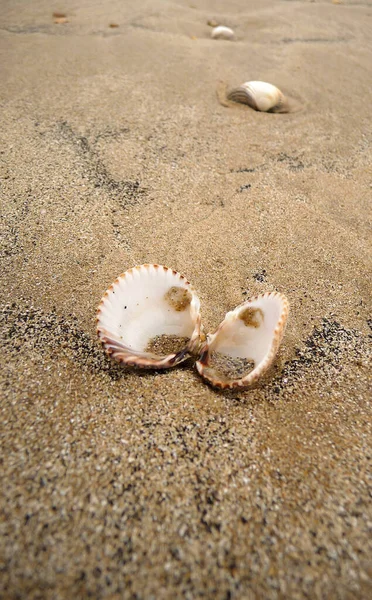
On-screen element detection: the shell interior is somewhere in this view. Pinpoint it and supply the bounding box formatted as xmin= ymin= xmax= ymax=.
xmin=196 ymin=292 xmax=289 ymax=389
xmin=97 ymin=264 xmax=202 ymax=368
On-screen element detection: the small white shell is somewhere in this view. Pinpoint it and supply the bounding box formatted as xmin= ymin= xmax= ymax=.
xmin=227 ymin=81 xmax=287 ymax=113
xmin=97 ymin=264 xmax=202 ymax=369
xmin=196 ymin=292 xmax=289 ymax=389
xmin=211 ymin=25 xmax=235 ymax=40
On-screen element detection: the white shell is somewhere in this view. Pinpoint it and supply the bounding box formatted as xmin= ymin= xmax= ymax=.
xmin=196 ymin=292 xmax=289 ymax=389
xmin=227 ymin=81 xmax=287 ymax=113
xmin=211 ymin=25 xmax=235 ymax=40
xmin=97 ymin=264 xmax=202 ymax=369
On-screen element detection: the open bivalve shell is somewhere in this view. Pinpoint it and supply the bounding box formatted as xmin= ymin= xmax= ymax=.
xmin=195 ymin=292 xmax=289 ymax=390
xmin=97 ymin=264 xmax=202 ymax=369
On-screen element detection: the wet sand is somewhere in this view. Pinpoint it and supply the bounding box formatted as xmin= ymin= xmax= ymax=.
xmin=1 ymin=1 xmax=371 ymax=598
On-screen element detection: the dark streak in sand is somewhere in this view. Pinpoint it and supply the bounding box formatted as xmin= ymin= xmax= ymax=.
xmin=57 ymin=121 xmax=147 ymax=210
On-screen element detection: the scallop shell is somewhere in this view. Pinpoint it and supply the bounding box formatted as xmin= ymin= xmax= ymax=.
xmin=195 ymin=292 xmax=289 ymax=390
xmin=97 ymin=264 xmax=202 ymax=369
xmin=211 ymin=25 xmax=235 ymax=40
xmin=227 ymin=81 xmax=287 ymax=113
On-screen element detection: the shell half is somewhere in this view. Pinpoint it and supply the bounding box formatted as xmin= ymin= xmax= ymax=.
xmin=196 ymin=292 xmax=289 ymax=389
xmin=97 ymin=264 xmax=202 ymax=369
xmin=227 ymin=81 xmax=287 ymax=113
xmin=211 ymin=25 xmax=235 ymax=40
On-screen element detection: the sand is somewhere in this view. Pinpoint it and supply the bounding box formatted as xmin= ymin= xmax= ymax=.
xmin=1 ymin=0 xmax=371 ymax=598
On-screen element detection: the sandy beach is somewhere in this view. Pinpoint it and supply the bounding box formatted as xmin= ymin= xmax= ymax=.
xmin=1 ymin=0 xmax=371 ymax=598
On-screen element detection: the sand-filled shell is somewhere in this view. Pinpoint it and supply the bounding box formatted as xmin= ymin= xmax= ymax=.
xmin=196 ymin=292 xmax=289 ymax=389
xmin=211 ymin=25 xmax=235 ymax=40
xmin=227 ymin=81 xmax=287 ymax=113
xmin=97 ymin=264 xmax=202 ymax=369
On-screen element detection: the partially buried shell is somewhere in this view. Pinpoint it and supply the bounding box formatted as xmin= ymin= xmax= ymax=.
xmin=227 ymin=80 xmax=288 ymax=113
xmin=196 ymin=292 xmax=289 ymax=389
xmin=211 ymin=25 xmax=235 ymax=40
xmin=97 ymin=264 xmax=202 ymax=369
